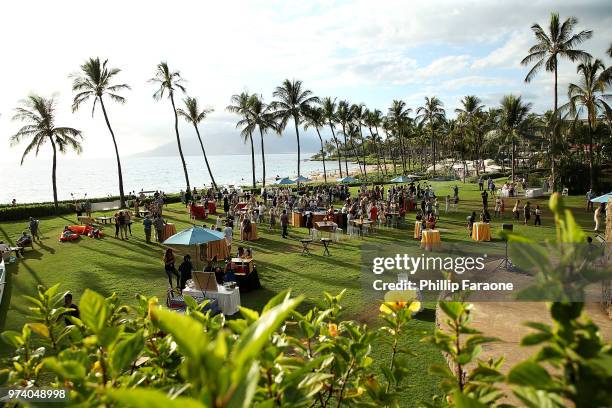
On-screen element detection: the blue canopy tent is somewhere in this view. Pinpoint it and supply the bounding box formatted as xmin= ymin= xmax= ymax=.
xmin=275 ymin=177 xmax=295 ymax=185
xmin=590 ymin=192 xmax=612 ymax=203
xmin=163 ymin=226 xmax=225 ymax=246
xmin=294 ymin=175 xmax=312 ymax=183
xmin=337 ymin=176 xmax=358 ymax=183
xmin=390 ymin=175 xmax=415 ymax=183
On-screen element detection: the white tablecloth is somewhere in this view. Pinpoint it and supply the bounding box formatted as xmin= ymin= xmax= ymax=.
xmin=182 ymin=284 xmax=241 ymax=315
xmin=525 ymin=188 xmax=544 ymax=198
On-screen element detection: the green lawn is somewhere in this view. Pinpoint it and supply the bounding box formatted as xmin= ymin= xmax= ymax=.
xmin=0 ymin=180 xmax=596 ymax=406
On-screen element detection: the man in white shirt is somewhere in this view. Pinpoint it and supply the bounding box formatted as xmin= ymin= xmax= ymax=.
xmin=223 ymin=224 xmax=233 ymax=252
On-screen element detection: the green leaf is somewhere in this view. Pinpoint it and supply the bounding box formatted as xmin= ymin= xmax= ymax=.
xmin=43 ymin=358 xmax=86 ymax=381
xmin=108 ymin=389 xmax=206 ymax=408
xmin=226 ymin=362 xmax=260 ymax=408
xmin=1 ymin=331 xmax=24 ymax=348
xmin=0 ymin=369 xmax=9 ymax=386
xmin=79 ymin=289 xmax=109 ymax=334
xmin=111 ymin=330 xmax=144 ymax=374
xmin=438 ymin=302 xmax=463 ymax=320
xmin=28 ymin=323 xmax=50 ymax=339
xmin=512 ymin=387 xmax=565 ymax=408
xmin=231 ymin=296 xmax=302 ymax=379
xmin=150 ymin=307 xmax=207 ymax=359
xmin=452 ymin=390 xmax=488 ymax=408
xmin=521 ymin=332 xmax=552 ymax=346
xmin=507 ymin=361 xmax=555 ymax=389
xmin=550 ymin=302 xmax=583 ymax=323
xmin=261 ymin=289 xmax=291 ymax=314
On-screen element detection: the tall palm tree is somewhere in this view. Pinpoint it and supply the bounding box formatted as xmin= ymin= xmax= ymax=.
xmin=71 ymin=57 xmax=130 ymax=207
xmin=11 ymin=95 xmax=83 ymax=211
xmin=387 ymin=100 xmax=411 ymax=173
xmin=321 ymin=97 xmax=343 ymax=178
xmin=521 ymin=12 xmax=592 ymax=190
xmin=336 ymin=100 xmax=353 ymax=176
xmin=304 ymin=106 xmax=329 ymax=183
xmin=350 ymin=103 xmax=368 ymax=179
xmin=249 ymin=95 xmax=277 ymax=187
xmin=365 ymin=109 xmax=385 ymax=176
xmin=227 ymin=92 xmax=256 ymax=188
xmin=272 ymin=79 xmax=319 ymax=178
xmin=382 ymin=117 xmax=398 ymax=174
xmin=455 ymin=95 xmax=485 ymax=174
xmin=416 ymin=96 xmax=445 ymax=176
xmin=149 ymin=62 xmax=190 ymax=191
xmin=560 ymin=59 xmax=611 ymax=190
xmin=499 ymin=95 xmax=532 ymax=182
xmin=177 ymin=96 xmax=217 ymax=190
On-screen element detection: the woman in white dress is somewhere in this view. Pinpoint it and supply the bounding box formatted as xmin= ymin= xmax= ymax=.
xmin=594 ymin=203 xmax=604 ymax=232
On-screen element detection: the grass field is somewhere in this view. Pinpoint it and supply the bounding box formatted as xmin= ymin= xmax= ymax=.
xmin=0 ymin=180 xmax=598 ymax=406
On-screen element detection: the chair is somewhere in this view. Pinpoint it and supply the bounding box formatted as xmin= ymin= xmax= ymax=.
xmin=333 ymin=227 xmax=342 ymax=242
xmin=561 ymin=187 xmax=569 ymax=196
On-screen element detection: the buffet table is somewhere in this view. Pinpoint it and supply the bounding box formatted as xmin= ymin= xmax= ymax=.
xmin=420 ymin=229 xmax=441 ymax=251
xmin=205 ymin=239 xmax=230 ymax=261
xmin=182 ymin=283 xmax=240 ymax=315
xmin=231 ymin=258 xmax=261 ymax=293
xmin=240 ymin=223 xmax=259 ymax=241
xmin=160 ymin=223 xmax=177 ymax=241
xmin=190 ymin=205 xmax=207 ymax=220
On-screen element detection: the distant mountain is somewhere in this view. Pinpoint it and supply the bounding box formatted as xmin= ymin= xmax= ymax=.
xmin=131 ymin=129 xmax=321 ymax=157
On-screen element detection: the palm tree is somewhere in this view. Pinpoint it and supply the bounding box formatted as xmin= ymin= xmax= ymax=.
xmin=455 ymin=95 xmax=485 ymax=174
xmin=227 ymin=92 xmax=256 ymax=188
xmin=11 ymin=95 xmax=83 ymax=211
xmin=272 ymin=79 xmax=319 ymax=178
xmin=149 ymin=62 xmax=190 ymax=191
xmin=336 ymin=100 xmax=354 ymax=176
xmin=177 ymin=96 xmax=217 ymax=190
xmin=304 ymin=106 xmax=329 ymax=183
xmin=351 ymin=103 xmax=368 ymax=179
xmin=321 ymin=97 xmax=343 ymax=178
xmin=499 ymin=95 xmax=532 ymax=182
xmin=560 ymin=59 xmax=611 ymax=190
xmin=416 ymin=96 xmax=445 ymax=176
xmin=249 ymin=95 xmax=277 ymax=187
xmin=365 ymin=109 xmax=385 ymax=176
xmin=71 ymin=57 xmax=130 ymax=207
xmin=521 ymin=12 xmax=592 ymax=190
xmin=387 ymin=100 xmax=411 ymax=173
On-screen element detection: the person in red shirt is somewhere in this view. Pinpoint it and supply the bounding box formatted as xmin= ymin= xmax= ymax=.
xmin=369 ymin=203 xmax=378 ymax=222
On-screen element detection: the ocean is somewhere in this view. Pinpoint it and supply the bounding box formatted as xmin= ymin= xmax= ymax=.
xmin=0 ymin=153 xmax=358 ymax=204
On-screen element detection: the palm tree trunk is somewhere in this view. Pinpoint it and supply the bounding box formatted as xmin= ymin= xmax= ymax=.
xmin=50 ymin=138 xmax=58 ymax=211
xmin=259 ymin=126 xmax=267 ymax=187
xmin=341 ymin=124 xmax=349 ymax=176
xmin=99 ymin=97 xmax=126 ymax=207
xmin=398 ymin=130 xmax=406 ymax=173
xmin=329 ymin=122 xmax=343 ymax=178
xmin=511 ymin=135 xmax=516 ymax=182
xmin=249 ymin=131 xmax=256 ymax=188
xmin=551 ymin=66 xmax=558 ymax=191
xmin=431 ymin=122 xmax=436 ymax=177
xmin=358 ymin=126 xmax=367 ymax=179
xmin=588 ymin=118 xmax=594 ymax=190
xmin=170 ymin=93 xmax=190 ymax=191
xmin=193 ymin=123 xmax=218 ymax=190
xmin=315 ymin=128 xmax=327 ymax=183
xmin=293 ymin=116 xmax=301 ymax=177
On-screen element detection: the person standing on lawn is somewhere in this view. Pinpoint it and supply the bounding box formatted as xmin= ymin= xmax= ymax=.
xmin=280 ymin=209 xmax=289 ymax=238
xmin=143 ymin=215 xmax=153 ymax=243
xmin=178 ymin=254 xmax=193 ymax=292
xmin=163 ymin=248 xmax=179 ymax=290
xmin=28 ymin=217 xmax=41 ymax=241
xmin=586 ymin=189 xmax=594 ymax=211
xmin=153 ymin=215 xmax=166 ymax=242
xmin=63 ymin=293 xmax=80 ymax=325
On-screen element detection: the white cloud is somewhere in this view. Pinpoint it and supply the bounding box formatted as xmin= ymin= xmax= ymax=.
xmin=472 ymin=31 xmax=532 ymax=69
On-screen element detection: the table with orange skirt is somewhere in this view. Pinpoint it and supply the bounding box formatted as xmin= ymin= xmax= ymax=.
xmin=471 ymin=222 xmax=491 ymax=241
xmin=292 ymin=211 xmax=303 ymax=227
xmin=205 ymin=239 xmax=230 ymax=261
xmin=240 ymin=223 xmax=259 ymax=241
xmin=160 ymin=223 xmax=177 ymax=241
xmin=414 ymin=221 xmax=421 ymax=239
xmin=420 ymin=229 xmax=441 ymax=251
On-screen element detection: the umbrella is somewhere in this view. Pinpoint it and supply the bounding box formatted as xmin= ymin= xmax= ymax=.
xmin=337 ymin=176 xmax=358 ymax=183
xmin=163 ymin=226 xmax=225 ymax=246
xmin=590 ymin=192 xmax=612 ymax=203
xmin=390 ymin=175 xmax=414 ymax=183
xmin=294 ymin=175 xmax=312 ymax=183
xmin=275 ymin=178 xmax=295 ymax=185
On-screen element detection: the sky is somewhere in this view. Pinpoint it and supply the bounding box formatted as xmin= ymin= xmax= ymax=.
xmin=0 ymin=0 xmax=611 ymax=162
